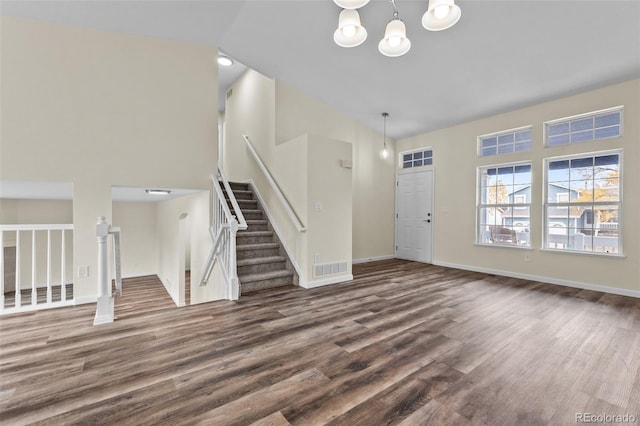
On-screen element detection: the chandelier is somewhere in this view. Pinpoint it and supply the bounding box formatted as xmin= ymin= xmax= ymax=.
xmin=333 ymin=0 xmax=461 ymax=57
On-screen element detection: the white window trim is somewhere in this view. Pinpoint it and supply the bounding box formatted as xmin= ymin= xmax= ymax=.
xmin=543 ymin=105 xmax=624 ymax=147
xmin=399 ymin=146 xmax=433 ymax=169
xmin=476 ymin=160 xmax=532 ymax=248
xmin=542 ymin=149 xmax=623 ymax=256
xmin=477 ymin=125 xmax=533 ymax=157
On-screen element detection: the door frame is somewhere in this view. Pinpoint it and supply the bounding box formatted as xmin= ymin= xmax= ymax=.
xmin=395 ymin=166 xmax=435 ymax=263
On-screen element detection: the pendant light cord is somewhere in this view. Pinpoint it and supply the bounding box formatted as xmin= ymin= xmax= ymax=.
xmin=382 ymin=112 xmax=389 ymax=150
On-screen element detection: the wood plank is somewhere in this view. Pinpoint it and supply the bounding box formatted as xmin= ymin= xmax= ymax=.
xmin=0 ymin=260 xmax=638 ymax=424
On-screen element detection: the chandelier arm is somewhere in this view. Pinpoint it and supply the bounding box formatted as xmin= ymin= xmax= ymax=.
xmin=389 ymin=0 xmax=399 ymax=17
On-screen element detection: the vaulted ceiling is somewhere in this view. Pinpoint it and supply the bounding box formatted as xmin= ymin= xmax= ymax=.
xmin=2 ymin=0 xmax=639 ymax=140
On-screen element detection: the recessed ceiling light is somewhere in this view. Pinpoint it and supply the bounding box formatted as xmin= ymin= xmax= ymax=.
xmin=217 ymin=56 xmax=233 ymax=67
xmin=145 ymin=189 xmax=171 ymax=195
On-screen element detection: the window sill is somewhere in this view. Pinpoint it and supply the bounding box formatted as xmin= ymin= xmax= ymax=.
xmin=474 ymin=243 xmax=533 ymax=251
xmin=540 ymin=248 xmax=625 ymax=259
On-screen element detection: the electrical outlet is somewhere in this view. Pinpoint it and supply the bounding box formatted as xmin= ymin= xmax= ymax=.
xmin=314 ymin=254 xmax=320 ymax=263
xmin=78 ymin=266 xmax=90 ymax=278
xmin=523 ymin=254 xmax=530 ymax=262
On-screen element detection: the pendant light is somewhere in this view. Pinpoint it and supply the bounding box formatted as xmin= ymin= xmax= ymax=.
xmin=422 ymin=0 xmax=461 ymax=31
xmin=333 ymin=0 xmax=370 ymax=9
xmin=378 ymin=0 xmax=411 ymax=57
xmin=381 ymin=112 xmax=390 ymax=159
xmin=334 ymin=9 xmax=368 ymax=48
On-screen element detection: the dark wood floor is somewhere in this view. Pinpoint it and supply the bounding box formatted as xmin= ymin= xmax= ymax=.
xmin=1 ymin=260 xmax=639 ymax=425
xmin=3 ymin=284 xmax=74 ymax=309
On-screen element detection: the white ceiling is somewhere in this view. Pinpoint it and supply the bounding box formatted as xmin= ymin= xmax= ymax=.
xmin=1 ymin=0 xmax=639 ymax=141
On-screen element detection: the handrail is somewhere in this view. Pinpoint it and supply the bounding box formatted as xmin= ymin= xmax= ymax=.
xmin=211 ymin=173 xmax=235 ymax=225
xmin=217 ymin=167 xmax=248 ymax=230
xmin=199 ymin=225 xmax=226 ymax=287
xmin=0 ymin=224 xmax=74 ymax=231
xmin=199 ymin=170 xmax=242 ymax=299
xmin=242 ymin=134 xmax=306 ymax=232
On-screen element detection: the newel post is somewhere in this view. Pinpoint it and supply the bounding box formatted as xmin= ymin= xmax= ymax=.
xmin=229 ymin=218 xmax=240 ymax=301
xmin=94 ymin=216 xmax=114 ymax=325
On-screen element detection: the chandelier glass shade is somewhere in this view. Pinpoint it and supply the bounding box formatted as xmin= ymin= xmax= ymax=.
xmin=333 ymin=0 xmax=370 ymax=9
xmin=422 ymin=0 xmax=462 ymax=31
xmin=333 ymin=0 xmax=460 ymax=57
xmin=378 ymin=19 xmax=411 ymax=57
xmin=334 ymin=9 xmax=368 ymax=48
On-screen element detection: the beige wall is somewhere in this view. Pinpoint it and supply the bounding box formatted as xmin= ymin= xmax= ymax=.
xmin=397 ymin=79 xmax=640 ymax=294
xmin=156 ymin=192 xmax=220 ymax=306
xmin=112 ymin=202 xmax=158 ymax=279
xmin=306 ymin=135 xmax=353 ymax=281
xmin=223 ymin=70 xmax=363 ymax=285
xmin=1 ymin=18 xmax=218 ymax=301
xmin=275 ymin=80 xmax=396 ymax=262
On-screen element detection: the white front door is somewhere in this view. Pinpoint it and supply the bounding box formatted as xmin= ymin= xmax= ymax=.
xmin=396 ymin=170 xmax=433 ymax=263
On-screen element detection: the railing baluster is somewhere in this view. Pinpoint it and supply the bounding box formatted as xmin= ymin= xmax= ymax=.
xmin=61 ymin=230 xmax=66 ymax=302
xmin=32 ymin=230 xmax=37 ymax=306
xmin=47 ymin=230 xmax=52 ymax=304
xmin=0 ymin=225 xmax=73 ymax=313
xmin=15 ymin=231 xmax=21 ymax=308
xmin=0 ymin=230 xmax=4 ymax=311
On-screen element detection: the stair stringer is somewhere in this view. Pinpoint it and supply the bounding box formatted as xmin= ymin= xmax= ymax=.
xmin=242 ymin=179 xmax=303 ymax=285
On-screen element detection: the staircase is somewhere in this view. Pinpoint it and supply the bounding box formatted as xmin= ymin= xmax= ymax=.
xmin=223 ymin=182 xmax=298 ymax=294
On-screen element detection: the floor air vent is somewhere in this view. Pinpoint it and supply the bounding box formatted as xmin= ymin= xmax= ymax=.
xmin=314 ymin=261 xmax=348 ymax=279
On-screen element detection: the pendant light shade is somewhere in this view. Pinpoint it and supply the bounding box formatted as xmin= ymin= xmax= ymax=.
xmin=334 ymin=9 xmax=368 ymax=48
xmin=333 ymin=0 xmax=370 ymax=9
xmin=422 ymin=0 xmax=461 ymax=31
xmin=378 ymin=19 xmax=411 ymax=57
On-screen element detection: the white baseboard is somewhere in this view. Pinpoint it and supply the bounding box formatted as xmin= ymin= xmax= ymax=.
xmin=74 ymin=295 xmax=98 ymax=305
xmin=433 ymin=260 xmax=640 ymax=299
xmin=243 ymin=179 xmax=304 ymax=280
xmin=300 ymin=274 xmax=353 ymax=289
xmin=0 ymin=300 xmax=75 ymax=315
xmin=352 ymin=255 xmax=394 ymax=264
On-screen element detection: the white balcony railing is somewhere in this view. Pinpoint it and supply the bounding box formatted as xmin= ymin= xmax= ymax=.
xmin=0 ymin=224 xmax=74 ymax=314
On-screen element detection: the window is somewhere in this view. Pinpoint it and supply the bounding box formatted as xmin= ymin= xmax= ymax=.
xmin=479 ymin=126 xmax=532 ymax=157
xmin=477 ymin=163 xmax=532 ymax=247
xmin=401 ymin=148 xmax=432 ymax=169
xmin=544 ymin=151 xmax=621 ymax=255
xmin=545 ymin=106 xmax=622 ymax=147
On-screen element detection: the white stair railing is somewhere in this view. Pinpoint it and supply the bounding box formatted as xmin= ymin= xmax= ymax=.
xmin=242 ymin=134 xmax=306 ymax=232
xmin=0 ymin=224 xmax=74 ymax=314
xmin=199 ymin=167 xmax=247 ymax=300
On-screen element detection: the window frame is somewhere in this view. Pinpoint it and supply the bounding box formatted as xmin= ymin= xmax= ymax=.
xmin=476 ymin=160 xmax=533 ymax=248
xmin=543 ymin=106 xmax=623 ymax=147
xmin=399 ymin=147 xmax=433 ymax=170
xmin=542 ymin=149 xmax=623 ymax=256
xmin=477 ymin=125 xmax=533 ymax=158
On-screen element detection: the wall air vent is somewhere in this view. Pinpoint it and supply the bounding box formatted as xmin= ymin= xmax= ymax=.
xmin=313 ymin=261 xmax=348 ymax=279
